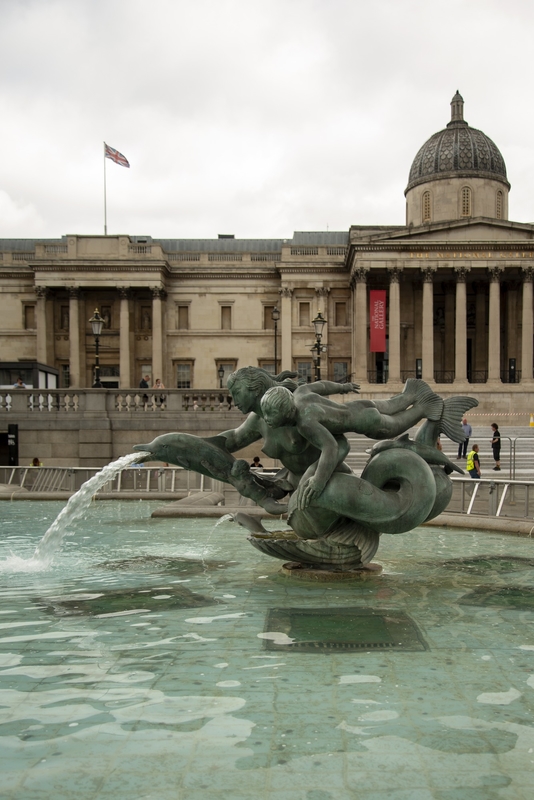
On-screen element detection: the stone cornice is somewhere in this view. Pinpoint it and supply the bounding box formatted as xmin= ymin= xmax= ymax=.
xmin=33 ymin=260 xmax=171 ymax=274
xmin=277 ymin=267 xmax=347 ymax=275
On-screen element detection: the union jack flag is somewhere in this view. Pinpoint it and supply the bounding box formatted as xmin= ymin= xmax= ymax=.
xmin=104 ymin=143 xmax=130 ymax=168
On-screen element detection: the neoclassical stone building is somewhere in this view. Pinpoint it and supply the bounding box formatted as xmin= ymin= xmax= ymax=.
xmin=1 ymin=92 xmax=534 ymax=413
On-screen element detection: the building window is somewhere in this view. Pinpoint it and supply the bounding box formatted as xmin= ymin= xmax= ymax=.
xmin=259 ymin=361 xmax=276 ymax=375
xmin=177 ymin=305 xmax=189 ymax=330
xmin=221 ymin=306 xmax=232 ymax=330
xmin=335 ymin=302 xmax=347 ymax=327
xmin=24 ymin=305 xmax=36 ymax=329
xmin=176 ymin=362 xmax=192 ymax=388
xmin=141 ymin=306 xmax=151 ymax=330
xmin=101 ymin=305 xmax=112 ymax=329
xmin=263 ymin=305 xmax=276 ymax=329
xmin=461 ymin=186 xmax=472 ymax=217
xmin=333 ymin=362 xmax=349 ymax=382
xmin=60 ymin=305 xmax=69 ymax=330
xmin=422 ymin=191 xmax=431 ymax=223
xmin=496 ymin=190 xmax=503 ymax=220
xmin=299 ymin=302 xmax=310 ymax=327
xmin=61 ymin=364 xmax=70 ymax=388
xmin=296 ymin=361 xmax=312 ymax=382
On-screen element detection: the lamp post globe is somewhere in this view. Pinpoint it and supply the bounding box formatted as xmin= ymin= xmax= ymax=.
xmin=89 ymin=309 xmax=104 ymax=388
xmin=311 ymin=311 xmax=327 ymax=381
xmin=271 ymin=305 xmax=280 ymax=374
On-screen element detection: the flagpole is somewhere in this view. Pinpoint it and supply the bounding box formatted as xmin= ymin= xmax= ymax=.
xmin=103 ymin=142 xmax=108 ymax=236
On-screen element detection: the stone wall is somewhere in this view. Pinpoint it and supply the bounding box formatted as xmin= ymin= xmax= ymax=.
xmin=1 ymin=386 xmax=533 ymax=468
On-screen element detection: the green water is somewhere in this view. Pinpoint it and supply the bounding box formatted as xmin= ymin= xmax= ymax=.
xmin=0 ymin=501 xmax=533 ymax=799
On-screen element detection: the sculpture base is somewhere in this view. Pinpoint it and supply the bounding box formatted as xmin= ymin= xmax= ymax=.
xmin=280 ymin=562 xmax=383 ymax=581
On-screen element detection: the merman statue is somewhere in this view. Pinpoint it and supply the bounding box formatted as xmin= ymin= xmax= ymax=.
xmin=134 ymin=368 xmax=477 ymax=571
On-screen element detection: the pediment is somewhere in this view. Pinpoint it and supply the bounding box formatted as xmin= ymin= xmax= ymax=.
xmin=365 ymin=217 xmax=534 ymax=245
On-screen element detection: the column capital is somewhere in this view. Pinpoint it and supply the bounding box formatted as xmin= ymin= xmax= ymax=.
xmin=350 ymin=266 xmax=369 ymax=286
xmin=118 ymin=286 xmax=132 ymax=300
xmin=488 ymin=265 xmax=505 ymax=282
xmin=279 ymin=286 xmax=293 ymax=298
xmin=35 ymin=285 xmax=49 ymax=298
xmin=68 ymin=286 xmax=81 ymax=298
xmin=315 ymin=287 xmax=329 ymax=299
xmin=387 ymin=266 xmax=403 ymax=284
xmin=151 ymin=286 xmax=167 ymax=299
xmin=454 ymin=266 xmax=471 ymax=282
xmin=521 ymin=265 xmax=534 ymax=282
xmin=421 ymin=266 xmax=437 ymax=283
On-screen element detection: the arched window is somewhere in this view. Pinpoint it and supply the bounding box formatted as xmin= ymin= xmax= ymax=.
xmin=422 ymin=191 xmax=431 ymax=223
xmin=461 ymin=186 xmax=472 ymax=217
xmin=496 ymin=190 xmax=503 ymax=220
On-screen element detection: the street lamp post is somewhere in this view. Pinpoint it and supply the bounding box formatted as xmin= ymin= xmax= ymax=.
xmin=271 ymin=306 xmax=280 ymax=374
xmin=89 ymin=309 xmax=104 ymax=388
xmin=218 ymin=364 xmax=225 ymax=388
xmin=311 ymin=311 xmax=327 ymax=381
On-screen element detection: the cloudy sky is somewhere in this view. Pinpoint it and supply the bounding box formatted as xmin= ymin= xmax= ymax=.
xmin=2 ymin=0 xmax=534 ymax=241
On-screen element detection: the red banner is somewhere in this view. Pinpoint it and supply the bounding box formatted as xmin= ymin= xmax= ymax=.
xmin=369 ymin=290 xmax=386 ymax=352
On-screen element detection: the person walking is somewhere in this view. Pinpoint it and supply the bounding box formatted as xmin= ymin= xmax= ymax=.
xmin=457 ymin=417 xmax=472 ymax=459
xmin=139 ymin=374 xmax=150 ymax=389
xmin=491 ymin=423 xmax=501 ymax=471
xmin=466 ymin=444 xmax=481 ymax=479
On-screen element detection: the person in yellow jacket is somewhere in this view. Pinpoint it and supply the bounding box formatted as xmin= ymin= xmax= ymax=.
xmin=466 ymin=444 xmax=481 ymax=479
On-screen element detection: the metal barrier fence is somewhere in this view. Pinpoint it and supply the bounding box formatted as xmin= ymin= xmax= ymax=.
xmin=0 ymin=466 xmax=215 ymax=494
xmin=449 ymin=476 xmax=534 ymax=520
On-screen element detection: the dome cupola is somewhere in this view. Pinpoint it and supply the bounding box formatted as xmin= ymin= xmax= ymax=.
xmin=405 ymin=92 xmax=510 ymax=226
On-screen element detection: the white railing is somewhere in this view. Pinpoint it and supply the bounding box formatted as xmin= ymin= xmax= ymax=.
xmin=0 ymin=389 xmax=237 ymax=414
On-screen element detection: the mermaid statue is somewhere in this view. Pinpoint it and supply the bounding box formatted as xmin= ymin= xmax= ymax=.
xmin=134 ymin=368 xmax=477 ymax=571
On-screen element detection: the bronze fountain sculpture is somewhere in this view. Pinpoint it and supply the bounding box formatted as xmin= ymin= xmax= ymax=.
xmin=134 ymin=368 xmax=477 ymax=572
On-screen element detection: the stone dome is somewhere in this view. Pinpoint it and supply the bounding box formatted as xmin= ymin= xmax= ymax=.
xmin=405 ymin=92 xmax=510 ymax=194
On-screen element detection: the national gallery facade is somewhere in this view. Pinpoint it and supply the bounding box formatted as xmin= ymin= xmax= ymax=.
xmin=1 ymin=92 xmax=533 ymax=413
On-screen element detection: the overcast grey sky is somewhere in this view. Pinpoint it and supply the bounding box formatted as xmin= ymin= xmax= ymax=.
xmin=2 ymin=0 xmax=533 ymax=240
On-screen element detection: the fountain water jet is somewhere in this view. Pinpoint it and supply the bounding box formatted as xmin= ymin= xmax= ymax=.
xmin=0 ymin=451 xmax=148 ymax=572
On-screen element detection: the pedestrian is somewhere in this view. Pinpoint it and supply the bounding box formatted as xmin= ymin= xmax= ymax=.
xmin=250 ymin=456 xmax=264 ymax=468
xmin=466 ymin=444 xmax=481 ymax=479
xmin=139 ymin=374 xmax=150 ymax=407
xmin=153 ymin=378 xmax=166 ymax=407
xmin=490 ymin=422 xmax=501 ymax=471
xmin=13 ymin=377 xmax=26 ymax=388
xmin=436 ymin=436 xmax=443 ymax=451
xmin=30 ymin=457 xmax=43 ymax=467
xmin=457 ymin=417 xmax=472 ymax=459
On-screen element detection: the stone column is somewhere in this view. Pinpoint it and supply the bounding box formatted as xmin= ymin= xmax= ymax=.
xmin=387 ymin=267 xmax=402 ymax=382
xmin=454 ymin=267 xmax=469 ymax=383
xmin=119 ymin=288 xmax=131 ymax=389
xmin=35 ymin=286 xmax=49 ymax=365
xmin=151 ymin=287 xmax=166 ymax=383
xmin=521 ymin=266 xmax=534 ymax=382
xmin=68 ymin=288 xmax=81 ymax=388
xmin=488 ymin=266 xmax=503 ymax=383
xmin=351 ymin=267 xmax=369 ymax=382
xmin=421 ymin=268 xmax=436 ymax=382
xmin=280 ymin=287 xmax=293 ymax=372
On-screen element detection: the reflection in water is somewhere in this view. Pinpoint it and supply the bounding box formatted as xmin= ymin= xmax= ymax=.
xmin=0 ymin=503 xmax=534 ymax=798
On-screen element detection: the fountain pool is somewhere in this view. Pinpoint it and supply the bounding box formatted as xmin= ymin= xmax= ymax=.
xmin=1 ymin=500 xmax=534 ymax=799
